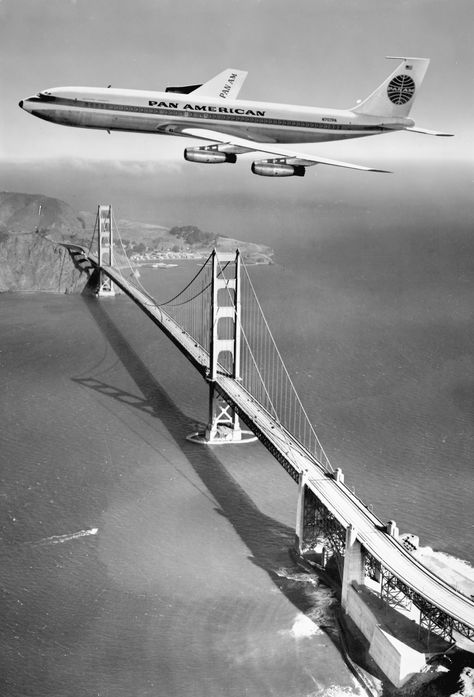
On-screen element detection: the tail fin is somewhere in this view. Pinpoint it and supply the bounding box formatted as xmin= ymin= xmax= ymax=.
xmin=352 ymin=57 xmax=430 ymax=117
xmin=191 ymin=69 xmax=248 ymax=100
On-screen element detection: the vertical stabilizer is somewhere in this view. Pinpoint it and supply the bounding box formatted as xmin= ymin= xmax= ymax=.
xmin=352 ymin=57 xmax=430 ymax=117
xmin=191 ymin=69 xmax=248 ymax=100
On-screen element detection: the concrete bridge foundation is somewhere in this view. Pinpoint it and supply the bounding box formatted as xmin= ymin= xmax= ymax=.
xmin=341 ymin=525 xmax=365 ymax=608
xmin=294 ymin=482 xmax=447 ymax=687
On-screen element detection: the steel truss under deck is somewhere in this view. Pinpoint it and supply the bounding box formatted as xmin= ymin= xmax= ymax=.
xmin=381 ymin=568 xmax=414 ymax=612
xmin=362 ymin=545 xmax=381 ymax=582
xmin=299 ymin=485 xmax=474 ymax=646
xmin=301 ymin=486 xmax=346 ymax=563
xmin=363 ymin=550 xmax=474 ymax=644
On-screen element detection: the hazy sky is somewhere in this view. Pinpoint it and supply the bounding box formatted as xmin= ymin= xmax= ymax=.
xmin=1 ymin=0 xmax=473 ymax=168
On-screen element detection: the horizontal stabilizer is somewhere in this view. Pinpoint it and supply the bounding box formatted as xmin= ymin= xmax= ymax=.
xmin=405 ymin=126 xmax=454 ymax=137
xmin=192 ymin=69 xmax=248 ymax=100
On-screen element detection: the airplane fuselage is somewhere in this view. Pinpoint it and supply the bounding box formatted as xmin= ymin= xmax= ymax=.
xmin=20 ymin=86 xmax=413 ymax=144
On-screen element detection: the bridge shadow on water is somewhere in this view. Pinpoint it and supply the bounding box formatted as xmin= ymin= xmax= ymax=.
xmin=76 ymin=295 xmax=338 ymax=627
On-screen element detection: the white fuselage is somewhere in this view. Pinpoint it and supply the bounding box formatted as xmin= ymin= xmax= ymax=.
xmin=19 ymin=86 xmax=412 ymax=144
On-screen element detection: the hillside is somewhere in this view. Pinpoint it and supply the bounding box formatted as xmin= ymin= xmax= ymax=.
xmin=78 ymin=214 xmax=274 ymax=265
xmin=0 ymin=192 xmax=273 ymax=292
xmin=0 ymin=192 xmax=85 ymax=239
xmin=0 ymin=192 xmax=86 ymax=292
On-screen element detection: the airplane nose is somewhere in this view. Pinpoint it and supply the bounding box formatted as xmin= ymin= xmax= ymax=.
xmin=18 ymin=100 xmax=24 ymax=109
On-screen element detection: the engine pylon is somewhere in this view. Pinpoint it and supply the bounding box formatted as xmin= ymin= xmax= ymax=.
xmin=187 ymin=249 xmax=256 ymax=445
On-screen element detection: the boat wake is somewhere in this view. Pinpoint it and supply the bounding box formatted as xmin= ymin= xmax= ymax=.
xmin=28 ymin=527 xmax=99 ymax=546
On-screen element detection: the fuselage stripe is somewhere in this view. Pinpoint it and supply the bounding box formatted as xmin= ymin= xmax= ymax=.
xmin=30 ymin=96 xmax=385 ymax=132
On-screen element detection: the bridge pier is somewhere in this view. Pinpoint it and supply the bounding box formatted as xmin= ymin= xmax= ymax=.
xmin=341 ymin=525 xmax=365 ymax=608
xmin=188 ymin=250 xmax=256 ymax=445
xmin=200 ymin=383 xmax=249 ymax=443
xmin=293 ymin=479 xmax=444 ymax=686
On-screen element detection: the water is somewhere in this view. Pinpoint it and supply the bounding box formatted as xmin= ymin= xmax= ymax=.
xmin=138 ymin=227 xmax=474 ymax=565
xmin=0 ymin=293 xmax=360 ymax=697
xmin=1 ymin=209 xmax=474 ymax=695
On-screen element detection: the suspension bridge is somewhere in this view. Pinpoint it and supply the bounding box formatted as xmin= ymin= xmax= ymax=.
xmin=66 ymin=204 xmax=474 ymax=687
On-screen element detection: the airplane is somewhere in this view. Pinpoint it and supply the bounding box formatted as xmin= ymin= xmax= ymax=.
xmin=19 ymin=57 xmax=452 ymax=178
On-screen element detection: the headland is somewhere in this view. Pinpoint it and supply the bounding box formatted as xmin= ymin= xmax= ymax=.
xmin=0 ymin=191 xmax=273 ymax=293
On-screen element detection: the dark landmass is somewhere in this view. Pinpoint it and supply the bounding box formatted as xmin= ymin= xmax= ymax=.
xmin=396 ymin=657 xmax=474 ymax=697
xmin=0 ymin=192 xmax=86 ymax=292
xmin=0 ymin=192 xmax=274 ymax=292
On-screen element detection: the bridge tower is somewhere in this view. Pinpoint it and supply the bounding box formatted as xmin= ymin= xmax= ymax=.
xmin=188 ymin=250 xmax=256 ymax=445
xmin=96 ymin=204 xmax=115 ymax=297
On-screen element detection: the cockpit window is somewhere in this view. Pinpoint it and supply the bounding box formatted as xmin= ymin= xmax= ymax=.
xmin=36 ymin=91 xmax=55 ymax=101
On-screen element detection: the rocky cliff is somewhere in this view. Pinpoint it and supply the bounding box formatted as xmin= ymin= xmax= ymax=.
xmin=0 ymin=191 xmax=273 ymax=293
xmin=0 ymin=192 xmax=86 ymax=292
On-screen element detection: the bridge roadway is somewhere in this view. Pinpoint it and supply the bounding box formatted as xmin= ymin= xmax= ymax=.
xmin=78 ymin=251 xmax=474 ymax=641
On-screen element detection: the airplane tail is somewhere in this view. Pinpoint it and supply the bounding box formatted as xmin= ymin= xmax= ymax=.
xmin=352 ymin=57 xmax=430 ymax=117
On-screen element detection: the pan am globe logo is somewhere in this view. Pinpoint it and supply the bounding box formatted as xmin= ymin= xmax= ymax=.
xmin=387 ymin=74 xmax=416 ymax=105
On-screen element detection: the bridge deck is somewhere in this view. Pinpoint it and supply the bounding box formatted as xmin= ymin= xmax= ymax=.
xmin=218 ymin=371 xmax=474 ymax=635
xmin=79 ymin=252 xmax=474 ymax=639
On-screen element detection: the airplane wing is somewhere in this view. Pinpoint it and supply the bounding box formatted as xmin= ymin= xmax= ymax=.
xmin=182 ymin=127 xmax=392 ymax=173
xmin=191 ymin=69 xmax=248 ymax=100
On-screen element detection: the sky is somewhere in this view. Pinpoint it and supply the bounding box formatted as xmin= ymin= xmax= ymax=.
xmin=0 ymin=0 xmax=473 ymax=224
xmin=1 ymin=0 xmax=473 ymax=163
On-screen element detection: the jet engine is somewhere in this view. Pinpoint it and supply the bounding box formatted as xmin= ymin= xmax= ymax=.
xmin=184 ymin=148 xmax=237 ymax=164
xmin=251 ymin=161 xmax=306 ymax=177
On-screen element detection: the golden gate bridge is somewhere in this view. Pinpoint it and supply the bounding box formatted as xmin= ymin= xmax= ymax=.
xmin=64 ymin=204 xmax=474 ymax=688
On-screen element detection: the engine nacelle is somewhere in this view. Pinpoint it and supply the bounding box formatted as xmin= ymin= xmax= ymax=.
xmin=184 ymin=148 xmax=237 ymax=164
xmin=251 ymin=161 xmax=306 ymax=177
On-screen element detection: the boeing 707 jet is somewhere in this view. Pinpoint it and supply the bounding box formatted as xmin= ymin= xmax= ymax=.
xmin=19 ymin=57 xmax=451 ymax=178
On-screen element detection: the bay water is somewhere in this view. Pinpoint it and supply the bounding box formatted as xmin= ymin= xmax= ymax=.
xmin=1 ymin=208 xmax=474 ymax=695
